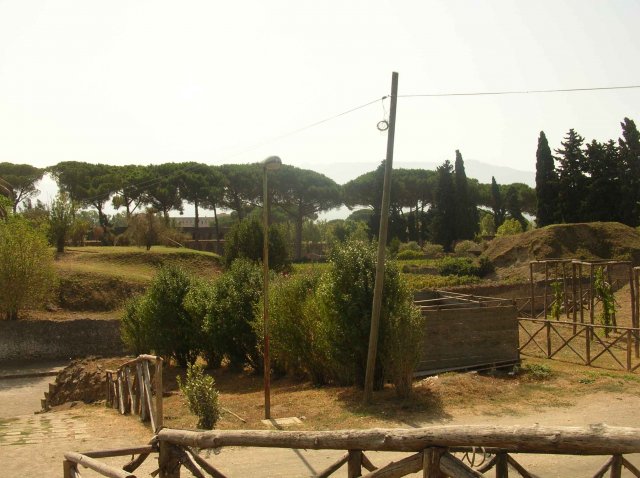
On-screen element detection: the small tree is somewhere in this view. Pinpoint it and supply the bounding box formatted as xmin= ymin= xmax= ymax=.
xmin=177 ymin=363 xmax=221 ymax=429
xmin=223 ymin=217 xmax=289 ymax=272
xmin=49 ymin=192 xmax=76 ymax=253
xmin=0 ymin=217 xmax=56 ymax=320
xmin=496 ymin=218 xmax=523 ymax=236
xmin=594 ymin=268 xmax=616 ymax=337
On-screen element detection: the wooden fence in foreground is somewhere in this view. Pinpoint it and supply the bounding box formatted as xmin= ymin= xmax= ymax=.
xmin=105 ymin=354 xmax=164 ymax=433
xmin=63 ymin=424 xmax=640 ymax=477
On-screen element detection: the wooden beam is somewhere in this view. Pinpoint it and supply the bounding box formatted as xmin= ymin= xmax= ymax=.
xmin=63 ymin=452 xmax=135 ymax=478
xmin=157 ymin=424 xmax=640 ymax=455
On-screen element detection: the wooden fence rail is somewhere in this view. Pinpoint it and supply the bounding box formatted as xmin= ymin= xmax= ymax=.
xmin=64 ymin=425 xmax=640 ymax=477
xmin=105 ymin=354 xmax=163 ymax=433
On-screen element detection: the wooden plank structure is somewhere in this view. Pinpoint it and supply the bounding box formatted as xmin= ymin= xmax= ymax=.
xmin=415 ymin=291 xmax=520 ymax=375
xmin=105 ymin=355 xmax=163 ymax=433
xmin=63 ymin=424 xmax=640 ymax=477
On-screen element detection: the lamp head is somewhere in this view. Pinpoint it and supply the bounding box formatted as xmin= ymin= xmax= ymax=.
xmin=262 ymin=156 xmax=282 ymax=171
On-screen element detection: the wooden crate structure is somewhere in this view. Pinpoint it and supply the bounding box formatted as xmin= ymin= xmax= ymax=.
xmin=415 ymin=291 xmax=519 ymax=376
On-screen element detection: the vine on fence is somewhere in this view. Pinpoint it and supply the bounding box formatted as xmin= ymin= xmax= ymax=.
xmin=594 ymin=268 xmax=616 ymax=337
xmin=549 ymin=281 xmax=563 ymax=320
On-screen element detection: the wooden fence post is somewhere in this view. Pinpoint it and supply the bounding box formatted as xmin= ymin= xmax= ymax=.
xmin=544 ymin=261 xmax=548 ymax=319
xmin=627 ymin=331 xmax=632 ymax=372
xmin=348 ymin=450 xmax=362 ymax=478
xmin=530 ymin=262 xmax=535 ymax=319
xmin=611 ymin=454 xmax=623 ymax=478
xmin=496 ymin=453 xmax=509 ymax=478
xmin=590 ymin=264 xmax=595 ymax=324
xmin=63 ymin=460 xmax=74 ymax=478
xmin=546 ymin=320 xmax=551 ymax=358
xmin=579 ymin=263 xmax=584 ymax=323
xmin=423 ymin=448 xmax=444 ymax=477
xmin=156 ymin=357 xmax=164 ymax=431
xmin=586 ymin=325 xmax=591 ymax=365
xmin=159 ymin=440 xmax=181 ymax=478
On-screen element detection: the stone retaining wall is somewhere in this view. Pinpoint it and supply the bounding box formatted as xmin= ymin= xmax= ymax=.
xmin=0 ymin=319 xmax=126 ymax=362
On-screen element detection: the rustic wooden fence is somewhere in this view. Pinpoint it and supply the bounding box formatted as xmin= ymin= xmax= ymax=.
xmin=519 ymin=318 xmax=640 ymax=372
xmin=105 ymin=354 xmax=164 ymax=433
xmin=63 ymin=424 xmax=640 ymax=477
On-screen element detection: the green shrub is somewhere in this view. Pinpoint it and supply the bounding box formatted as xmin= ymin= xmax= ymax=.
xmin=144 ymin=265 xmax=200 ymax=367
xmin=396 ymin=249 xmax=424 ymax=260
xmin=521 ymin=363 xmax=553 ymax=380
xmin=177 ymin=363 xmax=221 ymax=429
xmin=453 ymin=240 xmax=477 ymax=256
xmin=399 ymin=241 xmax=421 ymax=252
xmin=254 ymin=271 xmax=327 ymax=381
xmin=183 ymin=279 xmax=220 ymax=368
xmin=0 ymin=217 xmax=56 ymax=320
xmin=120 ymin=295 xmax=151 ymax=355
xmin=203 ymin=259 xmax=263 ymax=371
xmin=224 ymin=217 xmax=290 ymax=272
xmin=383 ymin=292 xmax=425 ymax=398
xmin=313 ymin=240 xmax=418 ymax=390
xmin=438 ymin=257 xmax=494 ymax=277
xmin=496 ymin=218 xmax=523 ymax=236
xmin=422 ymin=242 xmax=444 ymax=259
xmin=389 ymin=237 xmax=401 ymax=254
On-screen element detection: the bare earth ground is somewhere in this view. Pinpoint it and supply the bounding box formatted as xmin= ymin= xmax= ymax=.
xmin=3 ymin=363 xmax=640 ymax=477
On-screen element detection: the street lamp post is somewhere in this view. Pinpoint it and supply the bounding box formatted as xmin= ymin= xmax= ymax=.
xmin=262 ymin=155 xmax=281 ymax=420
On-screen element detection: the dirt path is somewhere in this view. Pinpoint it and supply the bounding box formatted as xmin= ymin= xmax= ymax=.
xmin=2 ymin=371 xmax=640 ymax=477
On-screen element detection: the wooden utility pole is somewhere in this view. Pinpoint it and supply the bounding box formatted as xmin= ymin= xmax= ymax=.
xmin=363 ymin=71 xmax=399 ymax=404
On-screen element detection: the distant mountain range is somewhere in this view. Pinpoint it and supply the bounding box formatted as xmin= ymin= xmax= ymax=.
xmin=302 ymin=160 xmax=535 ymax=187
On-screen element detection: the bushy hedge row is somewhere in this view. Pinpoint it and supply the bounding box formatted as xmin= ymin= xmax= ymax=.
xmin=122 ymin=240 xmax=426 ymax=397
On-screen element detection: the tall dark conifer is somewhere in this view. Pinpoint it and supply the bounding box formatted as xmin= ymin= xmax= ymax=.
xmin=490 ymin=176 xmax=505 ymax=228
xmin=505 ymin=186 xmax=527 ymax=230
xmin=430 ymin=160 xmax=456 ymax=251
xmin=453 ymin=150 xmax=478 ymax=240
xmin=584 ymin=140 xmax=620 ymax=222
xmin=555 ymin=129 xmax=586 ymax=223
xmin=619 ymin=118 xmax=640 ymax=226
xmin=535 ymin=131 xmax=558 ymax=226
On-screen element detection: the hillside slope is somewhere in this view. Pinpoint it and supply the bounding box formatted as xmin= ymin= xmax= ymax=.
xmin=484 ymin=222 xmax=640 ymax=268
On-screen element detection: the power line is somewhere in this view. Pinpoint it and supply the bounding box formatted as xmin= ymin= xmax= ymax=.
xmin=399 ymin=84 xmax=640 ymax=98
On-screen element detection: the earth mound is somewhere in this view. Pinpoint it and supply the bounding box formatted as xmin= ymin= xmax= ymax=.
xmin=484 ymin=222 xmax=640 ymax=268
xmin=48 ymin=357 xmax=130 ymax=406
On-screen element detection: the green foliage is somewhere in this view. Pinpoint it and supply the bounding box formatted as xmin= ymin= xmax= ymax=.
xmin=311 ymin=240 xmax=418 ymax=390
xmin=594 ymin=268 xmax=616 ymax=336
xmin=0 ymin=217 xmax=56 ymax=320
xmin=399 ymin=241 xmax=421 ymax=252
xmin=223 ymin=217 xmax=289 ymax=272
xmin=177 ymin=363 xmax=221 ymax=430
xmin=388 ymin=237 xmax=401 ymax=254
xmin=520 ymin=363 xmax=553 ymax=381
xmin=183 ymin=279 xmax=220 ymax=368
xmin=549 ymin=281 xmax=563 ymax=320
xmin=0 ymin=162 xmax=43 ymax=213
xmin=403 ymin=273 xmax=480 ymax=292
xmin=438 ymin=257 xmax=493 ymax=277
xmin=479 ymin=214 xmax=496 ymax=236
xmin=254 ymin=271 xmax=327 ymax=381
xmin=120 ymin=295 xmax=151 ymax=355
xmin=453 ymin=240 xmax=477 ymax=256
xmin=203 ymin=259 xmax=263 ymax=370
xmin=396 ymin=249 xmax=424 ymax=260
xmin=421 ymin=242 xmax=445 ymax=259
xmin=382 ymin=294 xmax=425 ymax=398
xmin=142 ymin=265 xmax=199 ymax=367
xmin=496 ymin=218 xmax=523 ymax=236
xmin=48 ymin=192 xmax=76 ymax=253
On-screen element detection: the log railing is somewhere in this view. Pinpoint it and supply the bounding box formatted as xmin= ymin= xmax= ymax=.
xmin=519 ymin=318 xmax=640 ymax=372
xmin=64 ymin=425 xmax=640 ymax=477
xmin=106 ymin=354 xmax=163 ymax=433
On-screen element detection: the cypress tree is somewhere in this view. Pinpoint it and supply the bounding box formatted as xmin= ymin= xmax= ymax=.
xmin=505 ymin=185 xmax=527 ymax=230
xmin=555 ymin=129 xmax=586 ymax=223
xmin=584 ymin=139 xmax=621 ymax=222
xmin=430 ymin=160 xmax=456 ymax=251
xmin=619 ymin=118 xmax=640 ymax=226
xmin=453 ymin=150 xmax=478 ymax=240
xmin=535 ymin=131 xmax=558 ymax=226
xmin=490 ymin=176 xmax=505 ymax=228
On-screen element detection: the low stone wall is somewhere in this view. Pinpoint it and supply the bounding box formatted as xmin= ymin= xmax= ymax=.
xmin=0 ymin=319 xmax=126 ymax=362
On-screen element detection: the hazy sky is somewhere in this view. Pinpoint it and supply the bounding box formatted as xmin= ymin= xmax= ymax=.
xmin=1 ymin=0 xmax=639 ymax=183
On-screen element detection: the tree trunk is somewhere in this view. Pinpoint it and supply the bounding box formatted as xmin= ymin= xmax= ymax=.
xmin=295 ymin=214 xmax=303 ymax=260
xmin=194 ymin=199 xmax=200 ymax=246
xmin=213 ymin=204 xmax=221 ymax=255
